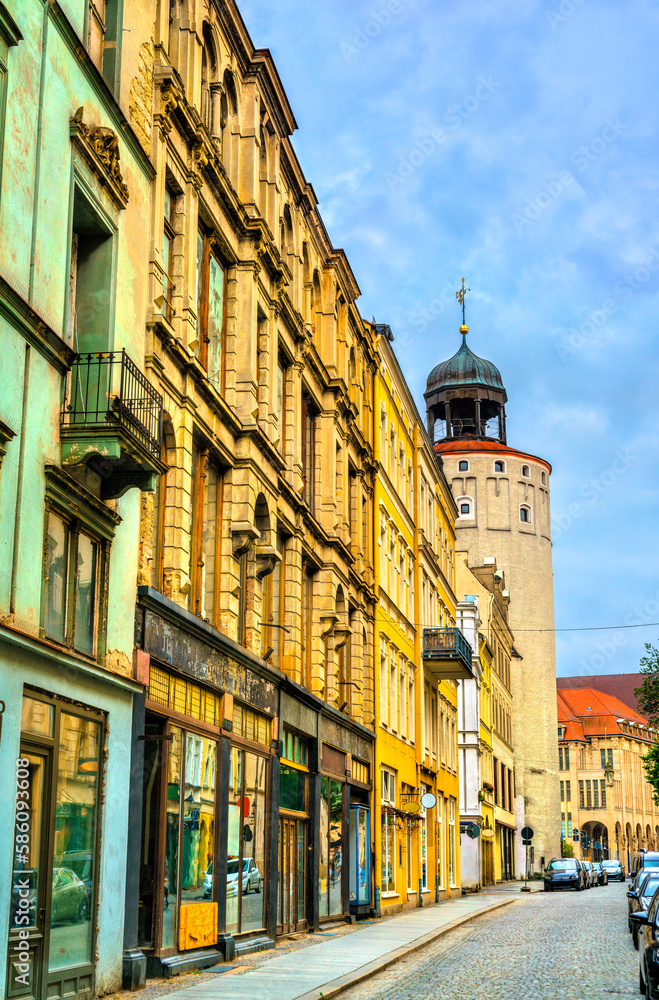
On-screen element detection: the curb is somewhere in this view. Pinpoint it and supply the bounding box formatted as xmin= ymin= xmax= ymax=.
xmin=294 ymin=896 xmax=517 ymax=1000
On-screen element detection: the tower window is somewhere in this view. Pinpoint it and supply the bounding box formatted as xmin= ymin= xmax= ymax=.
xmin=520 ymin=506 xmax=532 ymax=523
xmin=541 ymin=471 xmax=546 ymax=485
xmin=522 ymin=465 xmax=530 ymax=478
xmin=458 ymin=460 xmax=468 ymax=472
xmin=457 ymin=497 xmax=473 ymax=518
xmin=494 ymin=460 xmax=505 ymax=473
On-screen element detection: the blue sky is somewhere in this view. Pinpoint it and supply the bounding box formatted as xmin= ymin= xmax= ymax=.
xmin=239 ymin=0 xmax=659 ymax=679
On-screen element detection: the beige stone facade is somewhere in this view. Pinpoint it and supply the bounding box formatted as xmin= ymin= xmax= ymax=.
xmin=558 ymin=687 xmax=659 ymax=868
xmin=138 ymin=0 xmax=379 ymax=715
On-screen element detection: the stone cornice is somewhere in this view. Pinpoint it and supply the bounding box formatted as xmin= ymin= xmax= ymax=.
xmin=0 ymin=275 xmax=74 ymax=374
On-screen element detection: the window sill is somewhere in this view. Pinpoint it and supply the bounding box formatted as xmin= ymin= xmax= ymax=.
xmin=381 ymin=891 xmax=399 ymax=899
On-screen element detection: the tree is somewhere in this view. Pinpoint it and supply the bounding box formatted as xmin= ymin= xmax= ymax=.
xmin=634 ymin=643 xmax=659 ymax=725
xmin=636 ymin=644 xmax=659 ymax=804
xmin=642 ymin=743 xmax=659 ymax=808
xmin=562 ymin=839 xmax=575 ymax=858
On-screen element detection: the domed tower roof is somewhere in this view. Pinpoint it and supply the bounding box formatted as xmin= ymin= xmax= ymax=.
xmin=426 ymin=327 xmax=505 ymax=395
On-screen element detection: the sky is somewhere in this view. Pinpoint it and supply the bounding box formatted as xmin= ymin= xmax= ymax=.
xmin=239 ymin=0 xmax=659 ymax=680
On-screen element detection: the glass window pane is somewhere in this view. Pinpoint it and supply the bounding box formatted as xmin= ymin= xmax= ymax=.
xmin=382 ymin=811 xmax=395 ymax=893
xmin=161 ymin=726 xmax=182 ymax=950
xmin=319 ymin=777 xmax=329 ymax=918
xmin=207 ymin=256 xmax=224 ymax=389
xmin=74 ymin=534 xmax=97 ymax=656
xmin=195 ymin=231 xmax=204 ymax=358
xmin=241 ymin=753 xmax=267 ymax=932
xmin=21 ymin=697 xmax=54 ymax=738
xmin=297 ymin=822 xmax=306 ymax=923
xmin=11 ymin=752 xmax=47 ymax=932
xmin=226 ymin=747 xmax=242 ymax=935
xmin=279 ymin=765 xmax=306 ymax=813
xmin=49 ymin=714 xmax=101 ymax=972
xmin=44 ymin=514 xmax=68 ymax=642
xmin=181 ymin=735 xmax=216 ymax=905
xmin=329 ymin=779 xmax=343 ymax=916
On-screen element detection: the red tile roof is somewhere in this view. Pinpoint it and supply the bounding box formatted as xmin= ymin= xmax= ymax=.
xmin=557 ymin=673 xmax=646 ymax=718
xmin=556 ymin=686 xmax=651 ymax=742
xmin=434 ymin=439 xmax=552 ymax=473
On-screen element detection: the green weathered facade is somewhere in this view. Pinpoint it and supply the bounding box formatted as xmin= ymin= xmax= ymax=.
xmin=0 ymin=0 xmax=160 ymax=996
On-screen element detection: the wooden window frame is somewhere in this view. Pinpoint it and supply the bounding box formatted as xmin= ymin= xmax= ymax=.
xmin=190 ymin=445 xmax=224 ymax=625
xmin=195 ymin=229 xmax=227 ymax=388
xmin=301 ymin=395 xmax=317 ymax=511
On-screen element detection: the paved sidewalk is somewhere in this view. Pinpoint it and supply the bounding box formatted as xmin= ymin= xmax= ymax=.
xmin=164 ymin=890 xmax=523 ymax=1000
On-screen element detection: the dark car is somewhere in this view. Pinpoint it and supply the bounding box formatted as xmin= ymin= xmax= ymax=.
xmin=629 ymin=873 xmax=659 ymax=950
xmin=602 ymin=858 xmax=626 ymax=882
xmin=631 ymin=891 xmax=659 ymax=997
xmin=630 ymin=851 xmax=659 ymax=885
xmin=592 ymin=862 xmax=608 ymax=886
xmin=628 ymin=869 xmax=658 ymax=928
xmin=543 ymin=858 xmax=585 ymax=891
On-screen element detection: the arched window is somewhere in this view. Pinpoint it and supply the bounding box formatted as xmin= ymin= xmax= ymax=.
xmin=200 ymin=24 xmax=217 ymax=132
xmin=541 ymin=471 xmax=547 ymax=485
xmin=494 ymin=460 xmax=505 ymax=473
xmin=457 ymin=497 xmax=474 ymax=518
xmin=458 ymin=460 xmax=468 ymax=472
xmin=522 ymin=464 xmax=530 ymax=478
xmin=520 ymin=505 xmax=532 ymax=523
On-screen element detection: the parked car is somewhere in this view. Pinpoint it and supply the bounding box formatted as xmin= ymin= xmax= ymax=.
xmin=581 ymin=860 xmax=595 ymax=888
xmin=51 ymin=867 xmax=88 ymax=924
xmin=592 ymin=862 xmax=608 ymax=886
xmin=203 ymin=858 xmax=262 ymax=899
xmin=543 ymin=858 xmax=585 ymax=891
xmin=631 ymin=892 xmax=659 ymax=997
xmin=628 ymin=869 xmax=657 ymax=928
xmin=630 ymin=851 xmax=659 ymax=884
xmin=629 ymin=873 xmax=659 ymax=950
xmin=602 ymin=858 xmax=626 ymax=882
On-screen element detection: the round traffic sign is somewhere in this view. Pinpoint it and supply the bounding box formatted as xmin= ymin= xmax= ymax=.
xmin=521 ymin=826 xmax=534 ymax=840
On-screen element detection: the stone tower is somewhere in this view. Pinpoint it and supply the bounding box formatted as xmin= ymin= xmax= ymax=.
xmin=425 ymin=322 xmax=561 ymax=872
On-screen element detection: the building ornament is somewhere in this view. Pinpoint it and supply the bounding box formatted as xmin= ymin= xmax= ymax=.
xmin=254 ymin=543 xmax=281 ymax=581
xmin=231 ymin=521 xmax=260 ymax=557
xmin=70 ymin=107 xmax=129 ymax=208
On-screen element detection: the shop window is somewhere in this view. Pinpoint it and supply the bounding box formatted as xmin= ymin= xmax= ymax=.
xmin=147 ymin=665 xmax=221 ymax=726
xmin=227 ymin=748 xmax=268 ymax=934
xmin=448 ymin=798 xmax=456 ymax=885
xmin=233 ymin=702 xmax=272 ymax=746
xmin=319 ymin=776 xmax=344 ymax=917
xmin=10 ymin=692 xmax=103 ymax=995
xmin=42 ymin=469 xmax=117 ymax=658
xmin=195 ymin=230 xmax=226 ymax=390
xmin=381 ymin=768 xmax=396 ymax=894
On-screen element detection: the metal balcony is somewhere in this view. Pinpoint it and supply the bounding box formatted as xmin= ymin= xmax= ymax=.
xmin=422 ymin=627 xmax=475 ymax=680
xmin=61 ymin=350 xmax=165 ymax=499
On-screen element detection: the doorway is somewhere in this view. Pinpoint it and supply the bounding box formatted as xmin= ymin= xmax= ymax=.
xmin=7 ymin=694 xmax=103 ymax=1000
xmin=278 ymin=817 xmax=307 ymax=934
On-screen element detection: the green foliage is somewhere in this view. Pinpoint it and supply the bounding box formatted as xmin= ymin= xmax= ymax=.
xmin=642 ymin=742 xmax=659 ymax=807
xmin=634 ymin=643 xmax=659 ymax=727
xmin=562 ymin=839 xmax=575 ymax=858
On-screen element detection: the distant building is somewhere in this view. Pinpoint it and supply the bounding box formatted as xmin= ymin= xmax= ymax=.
xmin=558 ymin=674 xmax=645 ymax=718
xmin=557 ymin=687 xmax=659 ymax=868
xmin=426 ymin=320 xmax=561 ymax=871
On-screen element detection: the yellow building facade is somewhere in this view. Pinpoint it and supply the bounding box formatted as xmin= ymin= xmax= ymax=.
xmin=371 ymin=325 xmax=462 ymax=913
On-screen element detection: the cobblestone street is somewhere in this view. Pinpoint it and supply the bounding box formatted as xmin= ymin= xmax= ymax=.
xmin=339 ymin=885 xmax=638 ymax=1000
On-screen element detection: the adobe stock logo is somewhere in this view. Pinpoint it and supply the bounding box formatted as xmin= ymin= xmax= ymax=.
xmin=340 ymin=1 xmax=408 ymax=62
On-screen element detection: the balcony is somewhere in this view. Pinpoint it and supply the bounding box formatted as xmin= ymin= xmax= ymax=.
xmin=422 ymin=627 xmax=475 ymax=680
xmin=61 ymin=350 xmax=166 ymax=499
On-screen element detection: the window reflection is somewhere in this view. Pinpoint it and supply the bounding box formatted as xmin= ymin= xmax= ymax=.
xmin=45 ymin=514 xmax=68 ymax=643
xmin=161 ymin=726 xmax=181 ymax=950
xmin=49 ymin=713 xmax=101 ymax=972
xmin=181 ymin=734 xmax=216 ymax=904
xmin=75 ymin=533 xmax=97 ymax=655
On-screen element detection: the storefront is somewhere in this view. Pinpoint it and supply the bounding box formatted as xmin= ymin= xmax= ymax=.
xmin=2 ymin=659 xmax=136 ymax=1000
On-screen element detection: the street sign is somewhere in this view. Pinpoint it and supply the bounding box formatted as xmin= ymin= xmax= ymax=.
xmin=521 ymin=826 xmax=534 ymax=840
xmin=522 ymin=838 xmax=532 ymax=846
xmin=466 ymin=822 xmax=480 ymax=840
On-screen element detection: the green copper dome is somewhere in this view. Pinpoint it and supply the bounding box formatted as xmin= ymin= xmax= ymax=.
xmin=426 ymin=331 xmax=505 ymax=393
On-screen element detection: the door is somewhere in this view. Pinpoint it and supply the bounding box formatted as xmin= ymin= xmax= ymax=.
xmin=278 ymin=817 xmax=307 ymax=935
xmin=7 ymin=748 xmax=51 ymax=1000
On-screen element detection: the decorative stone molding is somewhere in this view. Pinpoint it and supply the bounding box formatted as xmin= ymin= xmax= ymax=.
xmin=0 ymin=415 xmax=16 ymax=467
xmin=320 ymin=613 xmax=339 ymax=639
xmin=159 ymin=83 xmax=178 ymax=135
xmin=334 ymin=624 xmax=352 ymax=650
xmin=231 ymin=521 xmax=260 ymax=557
xmin=70 ymin=107 xmax=129 ymax=208
xmin=254 ymin=543 xmax=281 ymax=581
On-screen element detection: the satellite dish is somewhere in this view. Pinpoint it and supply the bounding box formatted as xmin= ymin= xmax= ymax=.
xmin=421 ymin=792 xmax=437 ymax=810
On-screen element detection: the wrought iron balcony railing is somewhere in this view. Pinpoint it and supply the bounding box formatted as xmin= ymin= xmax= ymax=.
xmin=422 ymin=627 xmax=474 ymax=678
xmin=63 ymin=350 xmax=163 ymax=458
